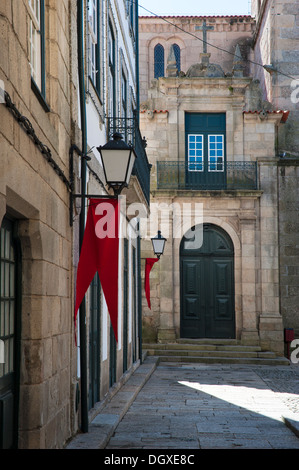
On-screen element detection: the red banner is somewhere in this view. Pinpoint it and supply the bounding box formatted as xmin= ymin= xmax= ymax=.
xmin=144 ymin=258 xmax=159 ymax=309
xmin=74 ymin=198 xmax=120 ymax=343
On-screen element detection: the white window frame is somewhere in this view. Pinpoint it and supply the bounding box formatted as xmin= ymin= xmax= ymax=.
xmin=208 ymin=134 xmax=224 ymax=172
xmin=28 ymin=0 xmax=42 ymax=89
xmin=188 ymin=134 xmax=204 ymax=172
xmin=88 ymin=0 xmax=97 ymax=37
xmin=88 ymin=0 xmax=98 ymax=86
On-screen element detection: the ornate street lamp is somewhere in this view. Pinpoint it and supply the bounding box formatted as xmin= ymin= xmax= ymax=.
xmin=151 ymin=230 xmax=167 ymax=259
xmin=97 ymin=132 xmax=137 ymax=195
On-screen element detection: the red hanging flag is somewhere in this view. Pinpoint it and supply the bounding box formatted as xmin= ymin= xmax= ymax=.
xmin=74 ymin=198 xmax=120 ymax=343
xmin=144 ymin=258 xmax=159 ymax=309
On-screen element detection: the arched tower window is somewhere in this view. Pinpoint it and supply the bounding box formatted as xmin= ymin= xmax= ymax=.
xmin=172 ymin=43 xmax=181 ymax=72
xmin=154 ymin=44 xmax=164 ymax=79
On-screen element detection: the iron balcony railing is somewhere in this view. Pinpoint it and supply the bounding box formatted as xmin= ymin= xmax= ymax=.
xmin=157 ymin=161 xmax=258 ymax=191
xmin=107 ymin=115 xmax=151 ymax=205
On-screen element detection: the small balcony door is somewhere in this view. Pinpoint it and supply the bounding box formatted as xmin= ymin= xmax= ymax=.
xmin=185 ymin=113 xmax=226 ymax=190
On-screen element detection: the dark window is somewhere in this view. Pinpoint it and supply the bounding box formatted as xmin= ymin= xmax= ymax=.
xmin=108 ymin=21 xmax=116 ymax=116
xmin=0 ymin=217 xmax=21 ymax=449
xmin=121 ymin=71 xmax=127 ymax=119
xmin=154 ymin=44 xmax=164 ymax=79
xmin=28 ymin=0 xmax=49 ymax=110
xmin=173 ymin=43 xmax=181 ymax=72
xmin=88 ymin=0 xmax=101 ymax=95
xmin=127 ymin=0 xmax=136 ymax=40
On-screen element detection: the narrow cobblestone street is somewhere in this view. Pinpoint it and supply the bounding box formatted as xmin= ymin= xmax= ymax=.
xmin=106 ymin=362 xmax=299 ymax=449
xmin=67 ymin=358 xmax=299 ymax=450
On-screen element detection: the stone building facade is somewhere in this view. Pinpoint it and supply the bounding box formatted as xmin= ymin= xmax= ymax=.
xmin=139 ymin=14 xmax=255 ymax=103
xmin=0 ymin=0 xmax=150 ymax=449
xmin=0 ymin=0 xmax=77 ymax=448
xmin=139 ymin=6 xmax=299 ymax=357
xmin=250 ymin=0 xmax=299 ymax=349
xmin=77 ymin=0 xmax=150 ymax=426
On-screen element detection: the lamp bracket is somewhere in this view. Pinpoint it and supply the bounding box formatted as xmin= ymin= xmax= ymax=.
xmin=69 ymin=193 xmax=118 ymax=227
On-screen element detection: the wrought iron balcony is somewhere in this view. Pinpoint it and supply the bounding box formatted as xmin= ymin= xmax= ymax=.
xmin=107 ymin=116 xmax=151 ymax=205
xmin=157 ymin=161 xmax=258 ymax=191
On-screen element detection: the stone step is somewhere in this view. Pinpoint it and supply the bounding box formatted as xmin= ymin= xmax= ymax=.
xmin=155 ymin=355 xmax=290 ymax=366
xmin=142 ymin=342 xmax=290 ymax=366
xmin=178 ymin=338 xmax=240 ymax=345
xmin=143 ymin=342 xmax=263 ymax=352
xmin=145 ymin=349 xmax=277 ymax=359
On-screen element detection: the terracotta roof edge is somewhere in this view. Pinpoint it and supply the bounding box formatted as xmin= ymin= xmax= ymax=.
xmin=243 ymin=110 xmax=290 ymax=122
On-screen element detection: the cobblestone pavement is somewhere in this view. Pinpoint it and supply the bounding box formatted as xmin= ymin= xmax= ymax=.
xmin=254 ymin=367 xmax=299 ymax=414
xmin=105 ymin=361 xmax=299 ymax=450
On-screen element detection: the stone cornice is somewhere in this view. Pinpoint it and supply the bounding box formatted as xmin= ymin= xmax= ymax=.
xmin=151 ymin=189 xmax=263 ymax=198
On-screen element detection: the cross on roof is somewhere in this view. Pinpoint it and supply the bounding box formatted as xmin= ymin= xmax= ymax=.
xmin=195 ymin=19 xmax=214 ymax=54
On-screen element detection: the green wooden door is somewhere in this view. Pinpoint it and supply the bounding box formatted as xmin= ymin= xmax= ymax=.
xmin=185 ymin=113 xmax=226 ymax=189
xmin=89 ymin=273 xmax=101 ymax=409
xmin=109 ymin=325 xmax=116 ymax=387
xmin=0 ymin=217 xmax=21 ymax=449
xmin=123 ymin=239 xmax=128 ymax=373
xmin=180 ymin=224 xmax=235 ymax=339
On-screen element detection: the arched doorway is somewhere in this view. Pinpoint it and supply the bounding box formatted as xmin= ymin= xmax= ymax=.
xmin=180 ymin=224 xmax=235 ymax=339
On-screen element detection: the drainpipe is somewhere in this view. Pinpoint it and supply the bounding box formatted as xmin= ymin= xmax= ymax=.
xmin=77 ymin=0 xmax=88 ymax=433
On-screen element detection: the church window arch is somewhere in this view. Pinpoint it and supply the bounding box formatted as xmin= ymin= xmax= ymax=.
xmin=154 ymin=43 xmax=164 ymax=78
xmin=172 ymin=43 xmax=181 ymax=72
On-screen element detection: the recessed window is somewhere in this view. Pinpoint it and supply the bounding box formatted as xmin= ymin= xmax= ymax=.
xmin=127 ymin=0 xmax=136 ymax=40
xmin=172 ymin=44 xmax=181 ymax=72
xmin=121 ymin=71 xmax=127 ymax=119
xmin=88 ymin=0 xmax=101 ymax=93
xmin=154 ymin=44 xmax=164 ymax=79
xmin=108 ymin=22 xmax=115 ymax=116
xmin=185 ymin=113 xmax=226 ymax=189
xmin=28 ymin=0 xmax=46 ymax=98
